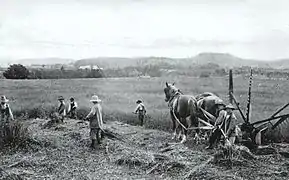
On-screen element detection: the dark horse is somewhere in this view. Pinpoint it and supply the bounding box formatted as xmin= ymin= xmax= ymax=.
xmin=196 ymin=92 xmax=241 ymax=146
xmin=195 ymin=92 xmax=226 ymax=122
xmin=164 ymin=82 xmax=199 ymax=143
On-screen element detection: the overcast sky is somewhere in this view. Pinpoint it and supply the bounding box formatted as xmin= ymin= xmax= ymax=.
xmin=0 ymin=0 xmax=289 ymax=62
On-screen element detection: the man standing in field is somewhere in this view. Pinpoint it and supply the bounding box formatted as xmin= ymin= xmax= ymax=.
xmin=0 ymin=95 xmax=14 ymax=124
xmin=85 ymin=95 xmax=104 ymax=149
xmin=57 ymin=96 xmax=66 ymax=123
xmin=67 ymin=97 xmax=78 ymax=119
xmin=134 ymin=100 xmax=147 ymax=126
xmin=206 ymin=103 xmax=237 ymax=149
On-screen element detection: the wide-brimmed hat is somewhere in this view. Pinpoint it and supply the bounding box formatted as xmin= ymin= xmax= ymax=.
xmin=224 ymin=103 xmax=236 ymax=110
xmin=58 ymin=96 xmax=64 ymax=100
xmin=90 ymin=95 xmax=101 ymax=102
xmin=215 ymin=99 xmax=225 ymax=106
xmin=136 ymin=99 xmax=142 ymax=104
xmin=1 ymin=95 xmax=9 ymax=103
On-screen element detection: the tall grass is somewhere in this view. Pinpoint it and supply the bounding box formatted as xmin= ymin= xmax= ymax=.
xmin=0 ymin=121 xmax=30 ymax=149
xmin=1 ymin=76 xmax=288 ymax=131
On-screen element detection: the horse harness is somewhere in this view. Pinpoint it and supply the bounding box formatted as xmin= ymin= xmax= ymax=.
xmin=168 ymin=91 xmax=182 ymax=112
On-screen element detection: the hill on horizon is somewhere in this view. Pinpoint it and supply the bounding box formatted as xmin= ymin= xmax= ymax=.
xmin=74 ymin=53 xmax=289 ymax=69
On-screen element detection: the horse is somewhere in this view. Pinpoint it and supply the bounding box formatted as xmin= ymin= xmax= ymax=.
xmin=196 ymin=92 xmax=225 ymax=123
xmin=164 ymin=82 xmax=199 ymax=143
xmin=196 ymin=92 xmax=241 ymax=145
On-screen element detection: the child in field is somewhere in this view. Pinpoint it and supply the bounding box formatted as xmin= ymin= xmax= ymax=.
xmin=0 ymin=95 xmax=14 ymax=125
xmin=134 ymin=100 xmax=147 ymax=126
xmin=57 ymin=96 xmax=66 ymax=123
xmin=85 ymin=95 xmax=104 ymax=149
xmin=67 ymin=97 xmax=78 ymax=119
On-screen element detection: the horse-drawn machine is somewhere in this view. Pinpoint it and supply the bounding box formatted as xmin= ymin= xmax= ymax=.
xmin=164 ymin=69 xmax=289 ymax=149
xmin=193 ymin=69 xmax=289 ymax=149
xmin=227 ymin=69 xmax=289 ymax=149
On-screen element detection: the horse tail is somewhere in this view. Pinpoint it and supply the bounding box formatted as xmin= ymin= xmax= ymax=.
xmin=189 ymin=96 xmax=198 ymax=115
xmin=188 ymin=96 xmax=199 ymax=128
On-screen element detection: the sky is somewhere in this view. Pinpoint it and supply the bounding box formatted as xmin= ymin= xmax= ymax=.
xmin=0 ymin=0 xmax=289 ymax=63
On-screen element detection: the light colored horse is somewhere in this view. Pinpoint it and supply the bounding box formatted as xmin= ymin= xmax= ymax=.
xmin=164 ymin=82 xmax=199 ymax=143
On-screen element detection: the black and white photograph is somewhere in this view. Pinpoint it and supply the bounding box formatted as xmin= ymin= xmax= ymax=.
xmin=1 ymin=0 xmax=289 ymax=179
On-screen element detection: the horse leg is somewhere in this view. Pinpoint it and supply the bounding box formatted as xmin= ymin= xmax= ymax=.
xmin=177 ymin=125 xmax=183 ymax=140
xmin=190 ymin=116 xmax=201 ymax=143
xmin=172 ymin=126 xmax=177 ymax=140
xmin=180 ymin=118 xmax=188 ymax=144
xmin=204 ymin=131 xmax=210 ymax=141
xmin=170 ymin=111 xmax=177 ymax=140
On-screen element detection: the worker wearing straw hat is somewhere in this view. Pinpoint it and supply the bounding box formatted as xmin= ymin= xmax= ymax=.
xmin=206 ymin=103 xmax=237 ymax=149
xmin=0 ymin=95 xmax=14 ymax=124
xmin=85 ymin=95 xmax=104 ymax=149
xmin=133 ymin=99 xmax=147 ymax=126
xmin=57 ymin=96 xmax=66 ymax=123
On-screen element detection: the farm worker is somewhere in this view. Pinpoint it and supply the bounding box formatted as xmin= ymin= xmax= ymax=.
xmin=67 ymin=97 xmax=78 ymax=119
xmin=0 ymin=95 xmax=14 ymax=124
xmin=57 ymin=96 xmax=66 ymax=123
xmin=134 ymin=100 xmax=147 ymax=126
xmin=85 ymin=95 xmax=104 ymax=148
xmin=206 ymin=103 xmax=237 ymax=149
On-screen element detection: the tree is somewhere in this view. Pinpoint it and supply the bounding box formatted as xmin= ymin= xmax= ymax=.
xmin=215 ymin=68 xmax=227 ymax=76
xmin=3 ymin=64 xmax=30 ymax=79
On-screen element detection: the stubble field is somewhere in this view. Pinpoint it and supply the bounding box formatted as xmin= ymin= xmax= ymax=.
xmin=1 ymin=75 xmax=289 ymax=179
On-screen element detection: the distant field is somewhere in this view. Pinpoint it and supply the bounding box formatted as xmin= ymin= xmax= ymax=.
xmin=1 ymin=75 xmax=289 ymax=131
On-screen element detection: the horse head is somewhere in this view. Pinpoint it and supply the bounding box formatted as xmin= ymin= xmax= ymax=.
xmin=164 ymin=82 xmax=179 ymax=102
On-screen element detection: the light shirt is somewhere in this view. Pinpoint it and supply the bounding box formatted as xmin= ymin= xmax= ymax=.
xmin=0 ymin=103 xmax=14 ymax=122
xmin=135 ymin=103 xmax=146 ymax=114
xmin=215 ymin=109 xmax=237 ymax=134
xmin=86 ymin=103 xmax=103 ymax=130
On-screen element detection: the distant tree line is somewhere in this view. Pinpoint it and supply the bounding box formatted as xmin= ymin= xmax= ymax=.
xmin=2 ymin=64 xmax=104 ymax=79
xmin=234 ymin=66 xmax=289 ymax=79
xmin=3 ymin=63 xmax=289 ymax=80
xmin=103 ymin=63 xmax=227 ymax=78
xmin=3 ymin=64 xmax=30 ymax=79
xmin=103 ymin=65 xmax=162 ymax=77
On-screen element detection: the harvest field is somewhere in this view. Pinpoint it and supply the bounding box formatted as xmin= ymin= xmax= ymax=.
xmin=1 ymin=75 xmax=289 ymax=129
xmin=1 ymin=75 xmax=289 ymax=179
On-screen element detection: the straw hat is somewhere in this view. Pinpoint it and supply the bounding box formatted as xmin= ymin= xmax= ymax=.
xmin=136 ymin=99 xmax=142 ymax=104
xmin=215 ymin=99 xmax=225 ymax=105
xmin=90 ymin=95 xmax=102 ymax=102
xmin=1 ymin=95 xmax=9 ymax=103
xmin=225 ymin=103 xmax=236 ymax=110
xmin=58 ymin=96 xmax=64 ymax=100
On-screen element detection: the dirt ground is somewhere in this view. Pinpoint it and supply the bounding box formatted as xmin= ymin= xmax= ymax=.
xmin=1 ymin=119 xmax=289 ymax=180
